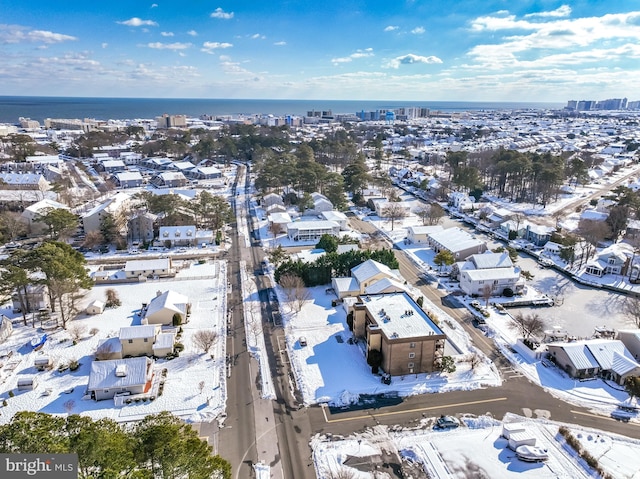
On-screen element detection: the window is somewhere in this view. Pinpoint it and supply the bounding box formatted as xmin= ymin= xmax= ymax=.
xmin=128 ymin=339 xmax=133 ymax=344
xmin=408 ymin=362 xmax=415 ymax=368
xmin=143 ymin=338 xmax=148 ymax=342
xmin=410 ymin=342 xmax=416 ymax=348
xmin=409 ymin=352 xmax=415 ymax=359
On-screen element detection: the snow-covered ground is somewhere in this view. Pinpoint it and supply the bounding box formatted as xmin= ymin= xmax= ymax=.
xmin=0 ymin=260 xmax=227 ymax=424
xmin=311 ymin=412 xmax=640 ymax=479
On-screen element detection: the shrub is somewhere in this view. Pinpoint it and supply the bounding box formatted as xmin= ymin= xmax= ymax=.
xmin=69 ymin=359 xmax=80 ymax=371
xmin=174 ymin=342 xmax=184 ymax=352
xmin=503 ymin=287 xmax=514 ymax=297
xmin=417 ymin=296 xmax=424 ymax=307
xmin=89 ymin=327 xmax=99 ymax=336
xmin=172 ymin=313 xmax=182 ymax=326
xmin=2 ymin=400 xmax=7 ymax=406
xmin=8 ymin=390 xmax=14 ymax=398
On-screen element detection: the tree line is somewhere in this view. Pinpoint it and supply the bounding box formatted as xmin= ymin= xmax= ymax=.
xmin=0 ymin=411 xmax=231 ymax=479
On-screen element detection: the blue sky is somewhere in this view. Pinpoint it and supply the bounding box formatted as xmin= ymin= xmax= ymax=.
xmin=1 ymin=1 xmax=639 ymax=101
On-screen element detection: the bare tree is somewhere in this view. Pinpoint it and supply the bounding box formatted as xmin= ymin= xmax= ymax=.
xmin=69 ymin=323 xmax=88 ymax=341
xmin=381 ymin=203 xmax=408 ymax=231
xmin=414 ymin=205 xmax=431 ymax=226
xmin=279 ymin=273 xmax=309 ymax=312
xmin=467 ymin=352 xmax=484 ymax=371
xmin=63 ymin=399 xmax=75 ymax=414
xmin=576 ymin=219 xmax=610 ymax=266
xmin=510 ymin=312 xmax=545 ymax=340
xmin=481 ymin=284 xmax=493 ymax=307
xmin=623 ymin=296 xmax=640 ymax=328
xmin=328 ymin=468 xmax=357 ymax=479
xmin=427 ymin=202 xmax=445 ymax=225
xmin=105 ymin=288 xmax=121 ymax=308
xmin=198 ymin=380 xmax=205 ymax=394
xmin=0 ymin=211 xmax=27 ymax=239
xmin=192 ymin=329 xmax=218 ymax=354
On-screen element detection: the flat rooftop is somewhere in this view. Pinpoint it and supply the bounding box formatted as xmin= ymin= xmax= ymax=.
xmin=362 ymin=292 xmax=444 ymax=340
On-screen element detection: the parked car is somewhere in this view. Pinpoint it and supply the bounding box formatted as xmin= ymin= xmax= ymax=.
xmin=515 ymin=445 xmax=549 ymax=462
xmin=299 ymin=336 xmax=307 ymax=347
xmin=434 ymin=415 xmax=460 ymax=429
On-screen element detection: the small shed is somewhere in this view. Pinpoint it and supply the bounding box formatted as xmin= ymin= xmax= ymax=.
xmin=86 ymin=300 xmax=106 ymax=315
xmin=508 ymin=432 xmax=537 ymax=451
xmin=34 ymin=356 xmax=51 ymax=371
xmin=17 ymin=376 xmax=38 ymax=390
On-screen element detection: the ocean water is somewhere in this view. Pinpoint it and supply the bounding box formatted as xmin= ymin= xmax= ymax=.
xmin=0 ymin=96 xmax=564 ymax=124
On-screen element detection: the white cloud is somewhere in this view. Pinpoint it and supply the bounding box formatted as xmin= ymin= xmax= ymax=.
xmin=411 ymin=26 xmax=426 ymax=34
xmin=0 ymin=25 xmax=78 ymax=44
xmin=250 ymin=33 xmax=265 ymax=40
xmin=146 ymin=42 xmax=191 ymax=50
xmin=101 ymin=43 xmax=108 ymax=49
xmin=332 ymin=48 xmax=374 ymax=65
xmin=187 ymin=30 xmax=198 ymax=36
xmin=161 ymin=32 xmax=174 ymax=37
xmin=384 ymin=25 xmax=399 ymax=32
xmin=211 ymin=8 xmax=234 ymax=20
xmin=525 ymin=5 xmax=572 ymax=18
xmin=274 ymin=41 xmax=286 ymax=46
xmin=384 ymin=53 xmax=442 ymax=69
xmin=201 ymin=41 xmax=233 ymax=54
xmin=151 ymin=3 xmax=158 ymax=8
xmin=118 ymin=18 xmax=158 ymax=27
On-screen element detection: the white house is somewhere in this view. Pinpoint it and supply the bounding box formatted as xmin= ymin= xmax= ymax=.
xmin=20 ymin=198 xmax=71 ymax=235
xmin=87 ymin=357 xmax=154 ymax=401
xmin=82 ymin=192 xmax=131 ymax=235
xmin=286 ymin=220 xmax=340 ymax=242
xmin=331 ymin=259 xmax=405 ymax=299
xmin=144 ymin=290 xmax=190 ymax=325
xmin=584 ymin=244 xmax=629 ymax=277
xmin=124 ymin=257 xmax=174 ymax=280
xmin=321 ymin=210 xmax=349 ymax=230
xmin=458 ymin=251 xmax=523 ymax=297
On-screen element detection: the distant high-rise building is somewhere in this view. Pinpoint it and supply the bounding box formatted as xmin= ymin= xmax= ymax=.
xmin=155 ymin=114 xmax=187 ymax=129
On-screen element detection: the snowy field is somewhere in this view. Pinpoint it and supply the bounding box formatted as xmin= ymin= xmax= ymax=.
xmin=0 ymin=260 xmax=227 ymax=424
xmin=311 ymin=413 xmax=640 ymax=479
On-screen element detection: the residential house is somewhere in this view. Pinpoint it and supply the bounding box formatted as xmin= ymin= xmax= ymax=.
xmin=119 ymin=325 xmax=176 ymax=359
xmin=372 ymin=200 xmax=411 ymax=218
xmin=331 ymin=259 xmax=405 ymax=299
xmin=101 ymin=159 xmax=126 ymax=174
xmin=286 ymin=220 xmax=340 ymax=242
xmin=349 ymin=292 xmax=446 ymax=375
xmin=483 ymin=207 xmax=513 ymax=229
xmin=449 ymin=192 xmax=475 ymax=211
xmin=265 ymin=203 xmax=287 ymax=215
xmin=20 ymin=198 xmax=71 ymax=235
xmin=158 ymin=225 xmax=213 ymax=247
xmin=321 ymin=210 xmax=349 ymax=230
xmin=143 ymin=157 xmax=175 ymax=170
xmin=128 ymin=211 xmax=157 ymax=244
xmin=143 ymin=290 xmax=190 ymax=325
xmin=525 ymin=223 xmax=554 ymax=246
xmin=427 ymin=227 xmax=487 ymax=261
xmin=0 ymin=173 xmax=49 ymax=191
xmin=88 ymin=357 xmax=154 ymax=401
xmin=120 ymin=325 xmax=161 ymax=357
xmin=150 ymin=171 xmax=188 ymax=188
xmin=406 ymin=225 xmax=443 ymax=244
xmin=114 ymin=171 xmax=144 ymax=189
xmin=547 ymin=339 xmax=640 ymax=384
xmin=12 ymin=284 xmax=50 ymax=313
xmin=458 ymin=252 xmax=523 ymax=297
xmin=82 ymin=192 xmax=131 ymax=235
xmin=311 ymin=193 xmax=333 ymax=213
xmin=262 ymin=192 xmax=284 ymax=208
xmin=267 ymin=212 xmax=292 ymax=235
xmin=187 ymin=166 xmax=222 ymax=179
xmin=124 ymin=257 xmax=174 ymax=280
xmin=584 ymin=244 xmax=629 ymax=277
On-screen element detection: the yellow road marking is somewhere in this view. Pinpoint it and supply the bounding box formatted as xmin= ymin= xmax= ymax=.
xmin=321 ymin=397 xmax=509 ymax=423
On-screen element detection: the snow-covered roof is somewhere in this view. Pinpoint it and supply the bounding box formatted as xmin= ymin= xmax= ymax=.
xmin=332 ymin=277 xmax=359 ymax=294
xmin=351 ymin=259 xmax=396 ymax=285
xmin=268 ymin=212 xmax=292 ymax=224
xmin=470 ymin=252 xmax=513 ymax=269
xmin=321 ymin=210 xmax=347 ymax=222
xmin=611 ymin=351 xmax=640 ymax=376
xmin=286 ymin=220 xmax=339 ymax=230
xmin=361 ymin=292 xmax=443 ymax=340
xmin=115 ymin=171 xmax=143 ymax=181
xmin=152 ymin=332 xmax=175 ymax=350
xmin=87 ymin=357 xmax=151 ymax=391
xmin=407 ymin=225 xmax=444 ymax=236
xmin=549 ymin=342 xmax=600 ymax=370
xmin=363 ymin=277 xmax=407 ymax=295
xmin=464 ymin=268 xmax=520 ymax=282
xmin=124 ymin=257 xmax=171 ymax=273
xmin=427 ymin=227 xmax=486 ymax=255
xmin=119 ymin=325 xmax=158 ymax=340
xmin=23 ymin=198 xmax=70 ymax=213
xmin=159 ymin=225 xmax=197 ymax=239
xmin=146 ymin=290 xmax=189 ymax=318
xmin=584 ymin=339 xmax=632 ymax=371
